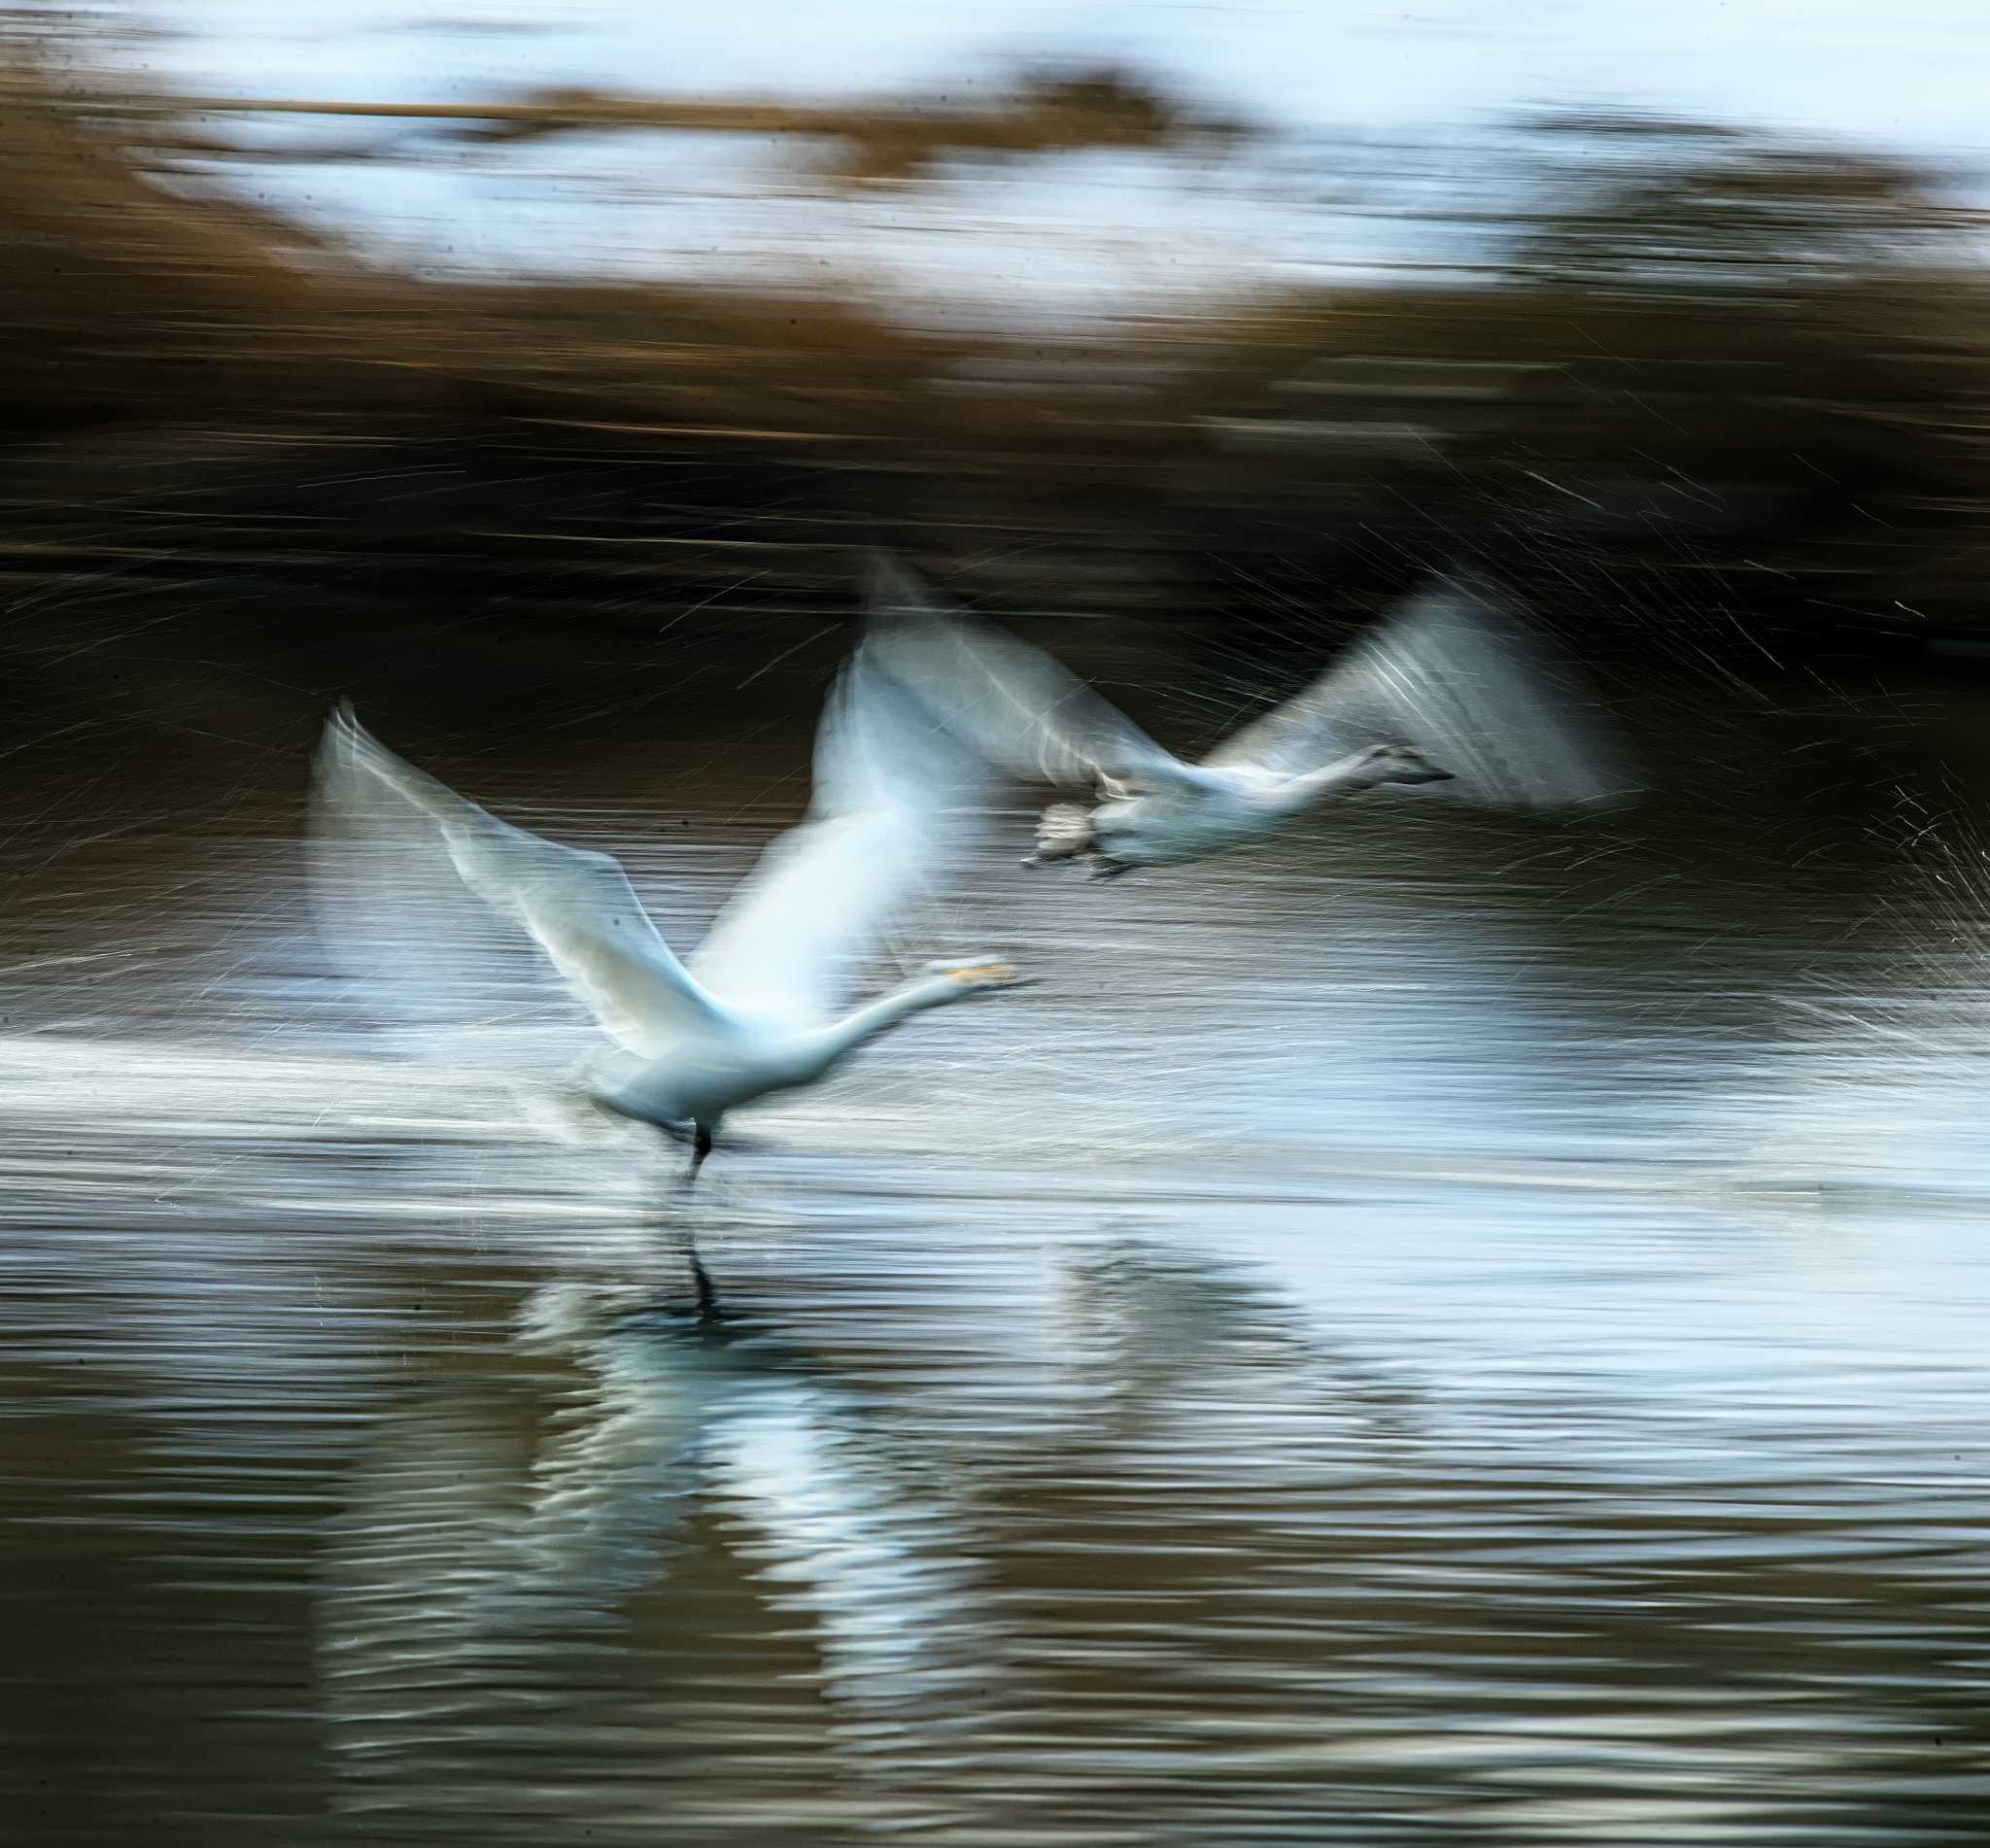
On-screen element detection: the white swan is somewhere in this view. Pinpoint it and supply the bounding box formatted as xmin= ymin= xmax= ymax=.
xmin=866 ymin=554 xmax=1633 ymax=877
xmin=312 ymin=644 xmax=1023 ymax=1193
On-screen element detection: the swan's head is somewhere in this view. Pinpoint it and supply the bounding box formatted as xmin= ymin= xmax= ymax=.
xmin=925 ymin=956 xmax=1026 ymax=996
xmin=1360 ymin=743 xmax=1455 ymax=787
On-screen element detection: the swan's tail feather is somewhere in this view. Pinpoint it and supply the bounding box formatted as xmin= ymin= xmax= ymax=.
xmin=1026 ymin=803 xmax=1095 ymax=866
xmin=509 ymin=1078 xmax=642 ymax=1146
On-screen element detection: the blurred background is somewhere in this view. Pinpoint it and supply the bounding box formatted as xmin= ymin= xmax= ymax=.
xmin=7 ymin=5 xmax=1990 ymax=1844
xmin=6 ymin=0 xmax=1990 ymax=658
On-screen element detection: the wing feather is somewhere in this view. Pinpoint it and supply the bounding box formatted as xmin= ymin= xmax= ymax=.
xmin=688 ymin=640 xmax=991 ymax=1029
xmin=864 ymin=551 xmax=1198 ymax=796
xmin=312 ymin=705 xmax=726 ymax=1059
xmin=1207 ymin=574 xmax=1636 ymax=810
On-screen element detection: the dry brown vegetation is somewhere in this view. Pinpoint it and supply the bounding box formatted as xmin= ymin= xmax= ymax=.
xmin=107 ymin=66 xmax=1226 ymax=184
xmin=1 ymin=42 xmax=1987 ymax=649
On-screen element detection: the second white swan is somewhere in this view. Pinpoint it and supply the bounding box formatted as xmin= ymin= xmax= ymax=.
xmin=866 ymin=554 xmax=1633 ymax=877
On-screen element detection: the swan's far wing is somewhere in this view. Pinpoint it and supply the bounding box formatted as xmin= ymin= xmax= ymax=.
xmin=865 ymin=550 xmax=1195 ymax=796
xmin=689 ymin=643 xmax=991 ymax=1029
xmin=313 ymin=707 xmax=725 ymax=1059
xmin=1204 ymin=575 xmax=1637 ymax=810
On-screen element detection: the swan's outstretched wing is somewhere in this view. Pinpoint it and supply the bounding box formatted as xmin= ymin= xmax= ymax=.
xmin=1205 ymin=574 xmax=1635 ymax=810
xmin=313 ymin=705 xmax=727 ymax=1059
xmin=688 ymin=641 xmax=991 ymax=1031
xmin=864 ymin=551 xmax=1200 ymax=796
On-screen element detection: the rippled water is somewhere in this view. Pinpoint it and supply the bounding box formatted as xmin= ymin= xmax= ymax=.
xmin=6 ymin=630 xmax=1990 ymax=1843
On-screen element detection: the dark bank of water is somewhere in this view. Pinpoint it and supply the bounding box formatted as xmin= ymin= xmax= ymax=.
xmin=3 ymin=600 xmax=1990 ymax=1843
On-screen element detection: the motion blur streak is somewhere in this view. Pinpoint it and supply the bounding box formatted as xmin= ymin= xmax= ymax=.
xmin=6 ymin=4 xmax=1990 ymax=1844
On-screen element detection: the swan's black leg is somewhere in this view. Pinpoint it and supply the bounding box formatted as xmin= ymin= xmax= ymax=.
xmin=688 ymin=1121 xmax=714 ymax=1187
xmin=664 ymin=1122 xmax=720 ymax=1323
xmin=1087 ymin=856 xmax=1134 ymax=881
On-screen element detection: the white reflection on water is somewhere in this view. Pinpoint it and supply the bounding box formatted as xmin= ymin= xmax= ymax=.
xmin=322 ymin=1281 xmax=1012 ymax=1829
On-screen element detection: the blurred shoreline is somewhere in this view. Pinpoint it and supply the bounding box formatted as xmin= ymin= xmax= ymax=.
xmin=2 ymin=37 xmax=1988 ymax=662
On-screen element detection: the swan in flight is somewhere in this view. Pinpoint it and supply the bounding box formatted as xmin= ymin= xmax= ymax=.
xmin=312 ymin=645 xmax=1024 ymax=1194
xmin=866 ymin=554 xmax=1633 ymax=877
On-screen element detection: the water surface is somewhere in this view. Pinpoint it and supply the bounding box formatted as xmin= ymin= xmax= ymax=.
xmin=4 ymin=630 xmax=1989 ymax=1842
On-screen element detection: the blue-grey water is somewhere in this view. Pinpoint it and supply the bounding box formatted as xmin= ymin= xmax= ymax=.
xmin=4 ymin=611 xmax=1989 ymax=1842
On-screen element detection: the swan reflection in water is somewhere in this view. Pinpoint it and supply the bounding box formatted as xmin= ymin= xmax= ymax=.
xmin=315 ymin=1232 xmax=1386 ymax=1836
xmin=310 ymin=1220 xmax=1946 ymax=1841
xmin=1044 ymin=1231 xmax=1428 ymax=1454
xmin=319 ymin=1272 xmax=1012 ymax=1834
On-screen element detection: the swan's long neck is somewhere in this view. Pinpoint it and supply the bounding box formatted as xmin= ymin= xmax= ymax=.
xmin=814 ymin=973 xmax=966 ymax=1066
xmin=1268 ymin=751 xmax=1390 ymax=812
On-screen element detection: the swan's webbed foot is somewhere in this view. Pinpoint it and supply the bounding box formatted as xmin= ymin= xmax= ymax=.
xmin=1086 ymin=856 xmax=1135 ymax=881
xmin=1028 ymin=803 xmax=1095 ymax=869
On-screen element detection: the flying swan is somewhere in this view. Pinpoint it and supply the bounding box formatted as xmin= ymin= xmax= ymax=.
xmin=866 ymin=554 xmax=1633 ymax=877
xmin=312 ymin=644 xmax=1024 ymax=1191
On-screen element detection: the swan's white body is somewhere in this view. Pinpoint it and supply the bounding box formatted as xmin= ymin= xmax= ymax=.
xmin=594 ymin=966 xmax=1003 ymax=1132
xmin=866 ymin=555 xmax=1633 ymax=873
xmin=312 ymin=645 xmax=1019 ymax=1176
xmin=1051 ymin=754 xmax=1416 ymax=870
